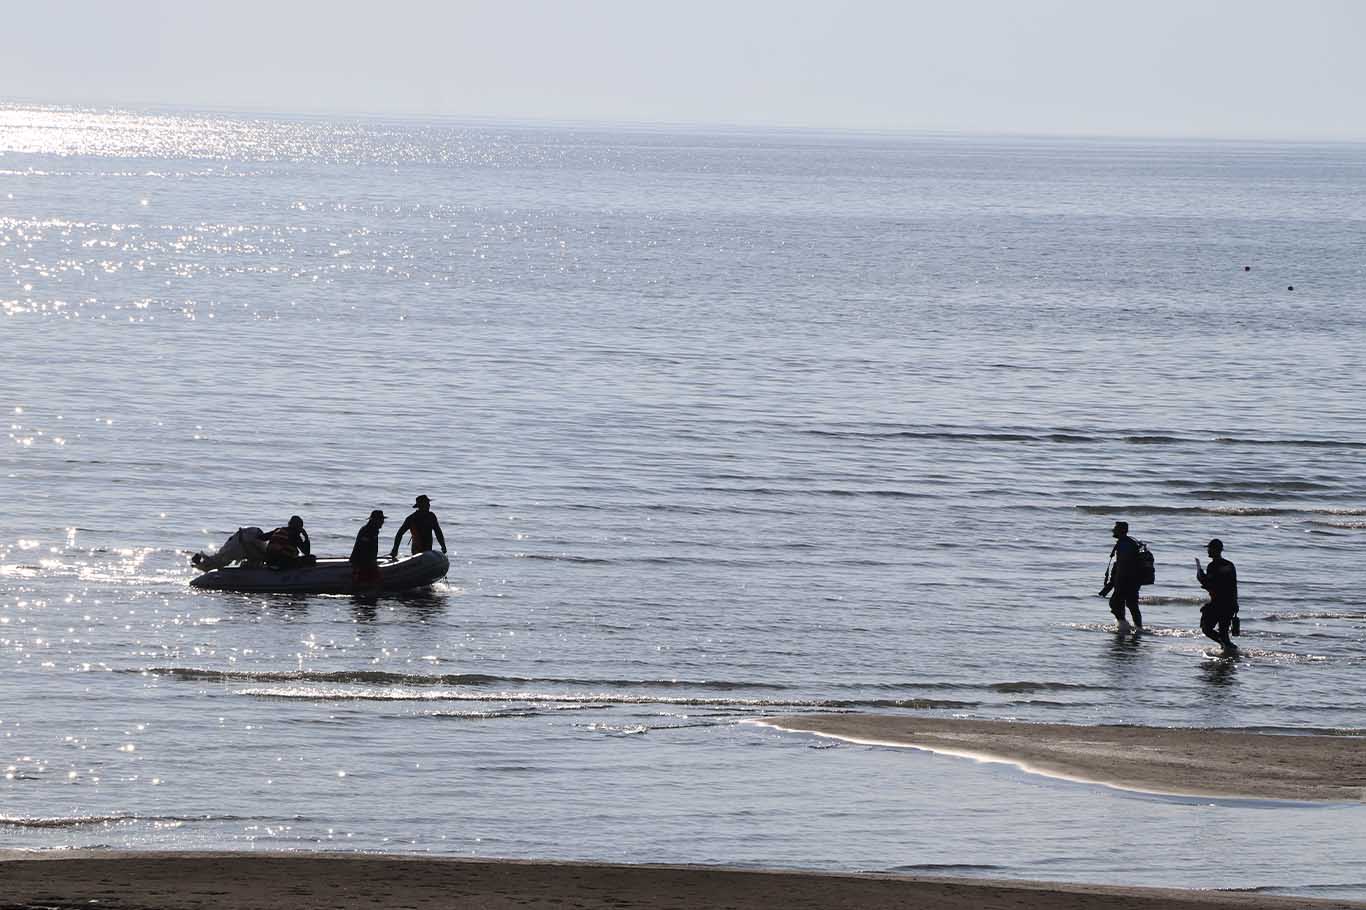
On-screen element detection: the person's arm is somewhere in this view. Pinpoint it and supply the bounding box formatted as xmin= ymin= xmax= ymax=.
xmin=433 ymin=516 xmax=447 ymax=553
xmin=389 ymin=516 xmax=413 ymax=558
xmin=297 ymin=529 xmax=311 ymax=556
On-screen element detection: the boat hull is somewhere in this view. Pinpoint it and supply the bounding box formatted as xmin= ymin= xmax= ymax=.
xmin=190 ymin=550 xmax=449 ymax=594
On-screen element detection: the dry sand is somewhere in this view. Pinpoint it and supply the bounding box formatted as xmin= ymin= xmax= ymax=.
xmin=2 ymin=852 xmax=1364 ymax=910
xmin=760 ymin=714 xmax=1366 ymax=801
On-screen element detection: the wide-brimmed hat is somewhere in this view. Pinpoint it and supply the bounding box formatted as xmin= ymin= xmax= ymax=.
xmin=370 ymin=509 xmax=386 ymax=521
xmin=414 ymin=495 xmax=431 ymax=507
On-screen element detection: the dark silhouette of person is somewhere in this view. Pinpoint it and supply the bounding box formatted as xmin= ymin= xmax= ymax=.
xmin=1099 ymin=521 xmax=1143 ymax=632
xmin=263 ymin=515 xmax=313 ymax=569
xmin=350 ymin=510 xmax=386 ymax=591
xmin=1196 ymin=538 xmax=1239 ymax=652
xmin=390 ymin=495 xmax=447 ymax=559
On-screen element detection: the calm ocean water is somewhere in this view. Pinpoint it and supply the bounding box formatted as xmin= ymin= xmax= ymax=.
xmin=3 ymin=103 xmax=1366 ymax=897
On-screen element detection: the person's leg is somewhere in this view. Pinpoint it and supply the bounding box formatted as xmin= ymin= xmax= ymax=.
xmin=1200 ymin=606 xmax=1225 ymax=644
xmin=1109 ymin=590 xmax=1130 ymax=628
xmin=1126 ymin=588 xmax=1143 ymax=629
xmin=351 ymin=563 xmax=382 ymax=594
xmin=1218 ymin=611 xmax=1235 ymax=649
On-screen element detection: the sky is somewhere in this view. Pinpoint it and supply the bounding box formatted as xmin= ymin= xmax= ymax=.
xmin=5 ymin=0 xmax=1366 ymax=140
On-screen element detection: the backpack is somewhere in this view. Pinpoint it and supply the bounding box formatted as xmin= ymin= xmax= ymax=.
xmin=1136 ymin=541 xmax=1156 ymax=587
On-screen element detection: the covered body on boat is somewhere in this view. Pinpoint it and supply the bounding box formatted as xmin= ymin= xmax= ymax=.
xmin=190 ymin=550 xmax=449 ymax=594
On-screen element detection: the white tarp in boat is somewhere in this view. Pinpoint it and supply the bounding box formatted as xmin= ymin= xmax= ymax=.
xmin=192 ymin=527 xmax=269 ymax=570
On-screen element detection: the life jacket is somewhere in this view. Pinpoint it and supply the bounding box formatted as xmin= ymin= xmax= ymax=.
xmin=266 ymin=526 xmax=299 ymax=559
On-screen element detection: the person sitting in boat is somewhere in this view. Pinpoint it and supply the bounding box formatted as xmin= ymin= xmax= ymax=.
xmin=192 ymin=527 xmax=269 ymax=571
xmin=351 ymin=509 xmax=386 ymax=590
xmin=191 ymin=517 xmax=312 ymax=571
xmin=389 ymin=495 xmax=447 ymax=559
xmin=263 ymin=516 xmax=314 ymax=569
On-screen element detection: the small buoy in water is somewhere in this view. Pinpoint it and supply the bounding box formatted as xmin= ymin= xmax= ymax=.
xmin=1288 ymin=285 xmax=1295 ymax=291
xmin=1243 ymin=265 xmax=1251 ymax=271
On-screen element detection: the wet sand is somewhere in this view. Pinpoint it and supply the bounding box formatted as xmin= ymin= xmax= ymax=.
xmin=2 ymin=852 xmax=1364 ymax=910
xmin=759 ymin=715 xmax=1366 ymax=802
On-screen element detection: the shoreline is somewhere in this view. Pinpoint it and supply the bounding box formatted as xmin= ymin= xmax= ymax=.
xmin=2 ymin=852 xmax=1364 ymax=910
xmin=757 ymin=715 xmax=1366 ymax=802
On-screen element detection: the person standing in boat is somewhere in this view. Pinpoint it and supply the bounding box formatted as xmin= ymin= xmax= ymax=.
xmin=351 ymin=509 xmax=386 ymax=590
xmin=389 ymin=495 xmax=447 ymax=559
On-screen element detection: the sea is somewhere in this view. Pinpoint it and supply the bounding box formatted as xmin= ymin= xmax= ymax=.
xmin=2 ymin=102 xmax=1365 ymax=898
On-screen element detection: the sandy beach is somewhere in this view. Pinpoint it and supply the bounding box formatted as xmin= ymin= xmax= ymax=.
xmin=759 ymin=715 xmax=1366 ymax=802
xmin=2 ymin=852 xmax=1365 ymax=910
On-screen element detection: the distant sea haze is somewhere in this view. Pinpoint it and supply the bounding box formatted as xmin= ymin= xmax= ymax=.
xmin=2 ymin=104 xmax=1365 ymax=897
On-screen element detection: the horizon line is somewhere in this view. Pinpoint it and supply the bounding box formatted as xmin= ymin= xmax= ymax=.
xmin=5 ymin=95 xmax=1366 ymax=148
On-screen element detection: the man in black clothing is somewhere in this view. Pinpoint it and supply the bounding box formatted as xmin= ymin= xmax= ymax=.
xmin=1196 ymin=538 xmax=1239 ymax=652
xmin=390 ymin=495 xmax=447 ymax=559
xmin=351 ymin=510 xmax=386 ymax=590
xmin=1100 ymin=521 xmax=1143 ymax=632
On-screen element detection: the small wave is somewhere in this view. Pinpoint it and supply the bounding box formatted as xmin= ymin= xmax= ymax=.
xmin=1068 ymin=622 xmax=1198 ymax=638
xmin=1008 ymin=700 xmax=1092 ymax=707
xmin=700 ymin=486 xmax=928 ymax=499
xmin=1076 ymin=504 xmax=1366 ymax=517
xmin=412 ymin=708 xmax=542 ymax=720
xmin=856 ymin=698 xmax=980 ymax=709
xmin=1216 ymin=883 xmax=1366 ymax=895
xmin=806 ymin=429 xmax=1097 ymax=444
xmin=1214 ymin=436 xmax=1366 ymax=450
xmin=1205 ymin=647 xmax=1335 ymax=664
xmin=412 ymin=704 xmax=611 ymax=720
xmin=561 ymin=501 xmax=804 ymax=517
xmin=232 ymin=686 xmax=977 ymax=710
xmin=1184 ymin=488 xmax=1332 ymax=502
xmin=584 ymin=723 xmax=650 ymax=736
xmin=885 ymin=863 xmax=1006 ymax=873
xmin=1197 ymin=480 xmax=1337 ymax=493
xmin=1139 ymin=595 xmax=1209 ymax=605
xmin=842 ymin=680 xmax=1117 ymax=693
xmin=516 ymin=554 xmax=612 ymax=564
xmin=1122 ymin=434 xmax=1190 ymax=445
xmin=986 ymin=681 xmax=1108 ymax=694
xmin=1259 ymin=612 xmax=1366 ymax=622
xmin=0 ymin=813 xmax=222 ymax=829
xmin=133 ymin=667 xmax=786 ymax=691
xmin=1233 ymin=725 xmax=1366 ymax=737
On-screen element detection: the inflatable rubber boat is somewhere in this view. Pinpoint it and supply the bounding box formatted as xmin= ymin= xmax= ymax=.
xmin=190 ymin=550 xmax=449 ymax=594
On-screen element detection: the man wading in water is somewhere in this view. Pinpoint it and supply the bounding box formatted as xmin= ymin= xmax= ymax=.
xmin=1196 ymin=538 xmax=1239 ymax=653
xmin=1099 ymin=521 xmax=1144 ymax=633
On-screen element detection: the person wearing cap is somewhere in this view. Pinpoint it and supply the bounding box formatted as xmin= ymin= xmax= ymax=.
xmin=1196 ymin=539 xmax=1239 ymax=652
xmin=350 ymin=509 xmax=386 ymax=590
xmin=390 ymin=495 xmax=447 ymax=559
xmin=1099 ymin=520 xmax=1143 ymax=632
